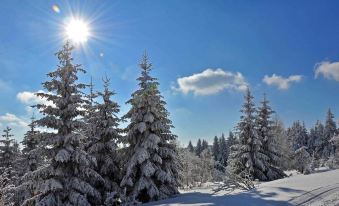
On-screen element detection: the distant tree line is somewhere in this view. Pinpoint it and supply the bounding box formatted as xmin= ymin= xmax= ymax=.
xmin=183 ymin=88 xmax=339 ymax=186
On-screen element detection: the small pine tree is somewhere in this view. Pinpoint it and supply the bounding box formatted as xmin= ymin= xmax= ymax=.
xmin=0 ymin=127 xmax=20 ymax=205
xmin=120 ymin=54 xmax=179 ymax=204
xmin=195 ymin=139 xmax=202 ymax=157
xmin=187 ymin=141 xmax=194 ymax=153
xmin=21 ymin=115 xmax=41 ymax=173
xmin=21 ymin=42 xmax=103 ymax=205
xmin=0 ymin=127 xmax=19 ymax=185
xmin=212 ymin=136 xmax=220 ymax=161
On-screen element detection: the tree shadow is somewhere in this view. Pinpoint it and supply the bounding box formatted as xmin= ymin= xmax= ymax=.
xmin=274 ymin=187 xmax=305 ymax=193
xmin=144 ymin=189 xmax=294 ymax=206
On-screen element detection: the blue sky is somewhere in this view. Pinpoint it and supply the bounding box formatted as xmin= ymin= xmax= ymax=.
xmin=0 ymin=0 xmax=338 ymax=145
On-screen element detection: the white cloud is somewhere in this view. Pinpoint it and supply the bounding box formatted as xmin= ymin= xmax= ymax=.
xmin=0 ymin=113 xmax=28 ymax=129
xmin=16 ymin=90 xmax=52 ymax=106
xmin=315 ymin=61 xmax=339 ymax=82
xmin=262 ymin=74 xmax=302 ymax=90
xmin=173 ymin=69 xmax=248 ymax=95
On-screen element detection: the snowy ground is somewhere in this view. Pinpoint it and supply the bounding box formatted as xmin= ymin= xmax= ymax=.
xmin=144 ymin=168 xmax=339 ymax=206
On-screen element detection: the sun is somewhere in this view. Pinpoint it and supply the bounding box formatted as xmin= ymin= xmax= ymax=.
xmin=65 ymin=19 xmax=90 ymax=44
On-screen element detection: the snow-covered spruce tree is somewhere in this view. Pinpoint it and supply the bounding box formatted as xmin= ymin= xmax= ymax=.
xmin=22 ymin=42 xmax=103 ymax=206
xmin=7 ymin=115 xmax=44 ymax=206
xmin=287 ymin=121 xmax=308 ymax=152
xmin=0 ymin=127 xmax=19 ymax=186
xmin=86 ymin=76 xmax=122 ymax=205
xmin=294 ymin=146 xmax=312 ymax=174
xmin=120 ymin=54 xmax=179 ymax=204
xmin=228 ymin=88 xmax=269 ymax=181
xmin=219 ymin=133 xmax=228 ymax=167
xmin=308 ymin=120 xmax=324 ymax=160
xmin=323 ymin=109 xmax=337 ymax=158
xmin=212 ymin=136 xmax=220 ymax=161
xmin=256 ymin=94 xmax=285 ymax=180
xmin=82 ymin=76 xmax=99 ymax=144
xmin=21 ymin=115 xmax=41 ymax=174
xmin=195 ymin=139 xmax=202 ymax=157
xmin=187 ymin=141 xmax=194 ymax=153
xmin=0 ymin=127 xmax=21 ymax=206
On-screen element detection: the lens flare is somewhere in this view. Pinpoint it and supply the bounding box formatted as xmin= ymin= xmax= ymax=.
xmin=52 ymin=5 xmax=60 ymax=13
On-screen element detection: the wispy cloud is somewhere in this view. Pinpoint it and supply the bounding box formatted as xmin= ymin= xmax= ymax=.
xmin=16 ymin=90 xmax=54 ymax=116
xmin=263 ymin=74 xmax=302 ymax=90
xmin=315 ymin=61 xmax=339 ymax=82
xmin=0 ymin=113 xmax=28 ymax=130
xmin=0 ymin=79 xmax=12 ymax=92
xmin=172 ymin=68 xmax=248 ymax=96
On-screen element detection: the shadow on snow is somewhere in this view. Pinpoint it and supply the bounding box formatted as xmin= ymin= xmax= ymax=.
xmin=144 ymin=188 xmax=298 ymax=206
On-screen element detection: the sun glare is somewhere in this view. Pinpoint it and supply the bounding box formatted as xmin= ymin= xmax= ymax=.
xmin=65 ymin=19 xmax=90 ymax=44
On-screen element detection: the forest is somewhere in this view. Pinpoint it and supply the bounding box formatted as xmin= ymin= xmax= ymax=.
xmin=0 ymin=42 xmax=338 ymax=206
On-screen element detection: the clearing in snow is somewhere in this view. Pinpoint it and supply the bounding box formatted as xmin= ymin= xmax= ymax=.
xmin=145 ymin=168 xmax=339 ymax=206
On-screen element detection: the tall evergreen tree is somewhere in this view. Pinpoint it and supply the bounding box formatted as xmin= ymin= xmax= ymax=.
xmin=86 ymin=76 xmax=122 ymax=205
xmin=323 ymin=109 xmax=337 ymax=158
xmin=256 ymin=94 xmax=285 ymax=180
xmin=187 ymin=141 xmax=194 ymax=153
xmin=229 ymin=88 xmax=268 ymax=181
xmin=120 ymin=54 xmax=179 ymax=204
xmin=22 ymin=42 xmax=103 ymax=205
xmin=212 ymin=136 xmax=220 ymax=161
xmin=219 ymin=134 xmax=228 ymax=166
xmin=195 ymin=139 xmax=202 ymax=157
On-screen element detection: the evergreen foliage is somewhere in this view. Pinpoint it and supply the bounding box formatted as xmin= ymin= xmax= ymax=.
xmin=85 ymin=76 xmax=122 ymax=205
xmin=22 ymin=42 xmax=104 ymax=206
xmin=212 ymin=136 xmax=219 ymax=161
xmin=256 ymin=94 xmax=285 ymax=180
xmin=120 ymin=54 xmax=179 ymax=204
xmin=187 ymin=141 xmax=194 ymax=153
xmin=229 ymin=88 xmax=269 ymax=181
